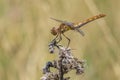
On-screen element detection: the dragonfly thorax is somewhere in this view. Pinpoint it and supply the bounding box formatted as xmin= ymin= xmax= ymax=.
xmin=51 ymin=25 xmax=72 ymax=36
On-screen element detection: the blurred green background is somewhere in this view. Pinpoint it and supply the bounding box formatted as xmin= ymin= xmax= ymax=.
xmin=0 ymin=0 xmax=120 ymax=80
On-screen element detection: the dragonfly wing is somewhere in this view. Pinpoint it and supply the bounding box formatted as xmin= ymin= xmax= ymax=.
xmin=50 ymin=17 xmax=65 ymax=23
xmin=75 ymin=28 xmax=85 ymax=36
xmin=50 ymin=17 xmax=74 ymax=28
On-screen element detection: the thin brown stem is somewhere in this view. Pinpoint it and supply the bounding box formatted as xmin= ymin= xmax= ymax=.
xmin=59 ymin=57 xmax=64 ymax=80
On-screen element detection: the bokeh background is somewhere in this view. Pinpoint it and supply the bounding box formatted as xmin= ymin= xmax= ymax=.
xmin=0 ymin=0 xmax=120 ymax=80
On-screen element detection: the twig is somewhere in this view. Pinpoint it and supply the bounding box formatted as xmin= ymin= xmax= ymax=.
xmin=59 ymin=57 xmax=64 ymax=80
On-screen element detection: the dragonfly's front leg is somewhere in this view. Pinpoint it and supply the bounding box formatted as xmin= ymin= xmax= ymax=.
xmin=50 ymin=33 xmax=62 ymax=44
xmin=56 ymin=34 xmax=62 ymax=44
xmin=62 ymin=33 xmax=71 ymax=48
xmin=49 ymin=34 xmax=59 ymax=53
xmin=49 ymin=33 xmax=63 ymax=53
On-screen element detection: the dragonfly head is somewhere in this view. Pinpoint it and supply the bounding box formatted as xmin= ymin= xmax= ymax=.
xmin=51 ymin=27 xmax=58 ymax=35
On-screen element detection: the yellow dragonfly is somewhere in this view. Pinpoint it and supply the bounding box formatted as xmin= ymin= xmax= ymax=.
xmin=49 ymin=14 xmax=106 ymax=49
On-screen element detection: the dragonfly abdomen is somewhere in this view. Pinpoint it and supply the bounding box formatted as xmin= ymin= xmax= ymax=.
xmin=75 ymin=14 xmax=106 ymax=28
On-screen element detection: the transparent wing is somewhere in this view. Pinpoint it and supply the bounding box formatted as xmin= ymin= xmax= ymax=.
xmin=50 ymin=17 xmax=74 ymax=28
xmin=74 ymin=28 xmax=85 ymax=36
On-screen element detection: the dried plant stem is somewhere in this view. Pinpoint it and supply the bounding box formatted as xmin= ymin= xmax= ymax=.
xmin=59 ymin=57 xmax=64 ymax=80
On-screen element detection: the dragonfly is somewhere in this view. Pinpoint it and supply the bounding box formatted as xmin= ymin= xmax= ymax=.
xmin=50 ymin=14 xmax=106 ymax=49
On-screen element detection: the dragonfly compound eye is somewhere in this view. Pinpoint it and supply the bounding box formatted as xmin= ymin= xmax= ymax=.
xmin=51 ymin=27 xmax=58 ymax=35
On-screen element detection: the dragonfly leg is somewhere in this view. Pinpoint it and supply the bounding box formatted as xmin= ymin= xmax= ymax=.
xmin=52 ymin=34 xmax=59 ymax=41
xmin=56 ymin=33 xmax=62 ymax=44
xmin=49 ymin=34 xmax=62 ymax=53
xmin=62 ymin=33 xmax=70 ymax=48
xmin=50 ymin=33 xmax=62 ymax=48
